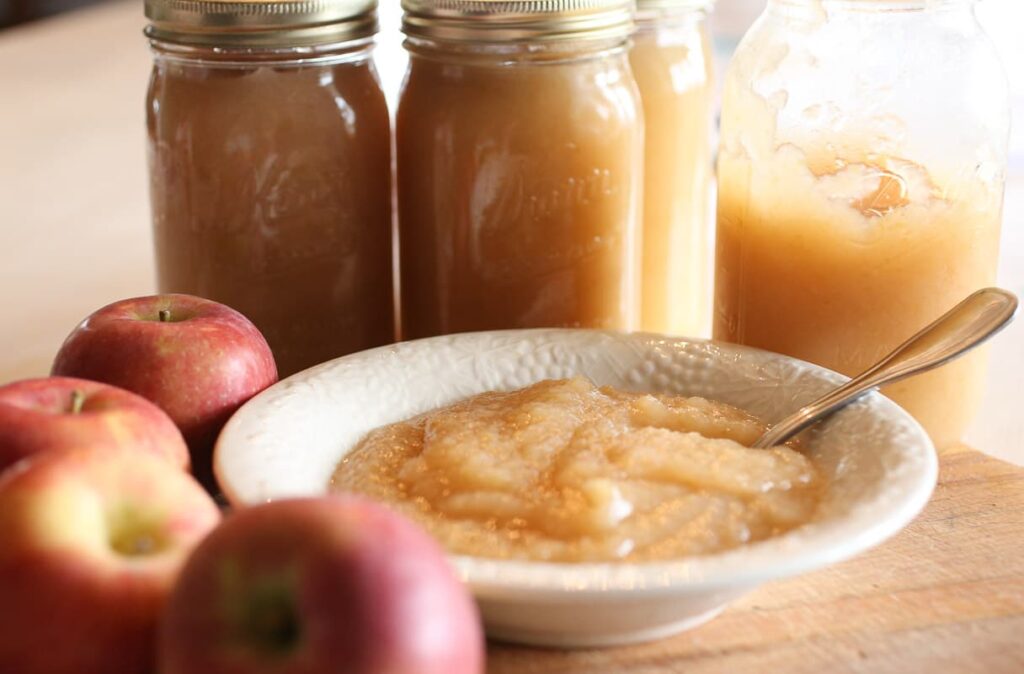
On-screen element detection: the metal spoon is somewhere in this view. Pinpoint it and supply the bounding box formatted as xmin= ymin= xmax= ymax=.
xmin=751 ymin=287 xmax=1019 ymax=448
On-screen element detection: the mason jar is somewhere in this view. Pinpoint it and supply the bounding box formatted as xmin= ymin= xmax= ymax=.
xmin=145 ymin=0 xmax=395 ymax=378
xmin=397 ymin=0 xmax=643 ymax=338
xmin=631 ymin=0 xmax=716 ymax=337
xmin=714 ymin=0 xmax=1010 ymax=448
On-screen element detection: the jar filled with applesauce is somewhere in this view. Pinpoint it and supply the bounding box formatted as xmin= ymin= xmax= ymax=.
xmin=715 ymin=0 xmax=1010 ymax=448
xmin=144 ymin=0 xmax=394 ymax=378
xmin=397 ymin=0 xmax=643 ymax=338
xmin=631 ymin=0 xmax=715 ymax=337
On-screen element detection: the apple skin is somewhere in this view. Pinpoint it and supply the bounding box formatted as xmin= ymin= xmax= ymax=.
xmin=0 ymin=445 xmax=222 ymax=674
xmin=0 ymin=376 xmax=190 ymax=474
xmin=51 ymin=293 xmax=278 ymax=491
xmin=159 ymin=497 xmax=485 ymax=674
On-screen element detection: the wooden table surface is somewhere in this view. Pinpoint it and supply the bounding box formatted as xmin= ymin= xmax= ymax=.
xmin=0 ymin=2 xmax=1022 ymax=672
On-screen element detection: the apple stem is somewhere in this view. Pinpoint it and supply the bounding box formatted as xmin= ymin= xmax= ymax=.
xmin=158 ymin=309 xmax=171 ymax=323
xmin=70 ymin=390 xmax=85 ymax=414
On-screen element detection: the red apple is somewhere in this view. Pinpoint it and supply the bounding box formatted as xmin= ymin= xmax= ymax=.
xmin=0 ymin=445 xmax=221 ymax=674
xmin=159 ymin=497 xmax=484 ymax=674
xmin=0 ymin=376 xmax=189 ymax=474
xmin=51 ymin=293 xmax=278 ymax=491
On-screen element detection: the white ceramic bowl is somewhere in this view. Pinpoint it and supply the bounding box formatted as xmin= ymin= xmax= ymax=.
xmin=215 ymin=329 xmax=937 ymax=648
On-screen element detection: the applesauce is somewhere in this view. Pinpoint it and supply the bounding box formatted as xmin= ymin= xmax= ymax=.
xmin=716 ymin=151 xmax=1003 ymax=448
xmin=145 ymin=0 xmax=394 ymax=377
xmin=631 ymin=1 xmax=715 ymax=337
xmin=713 ymin=0 xmax=1010 ymax=448
xmin=396 ymin=0 xmax=643 ymax=338
xmin=331 ymin=378 xmax=820 ymax=562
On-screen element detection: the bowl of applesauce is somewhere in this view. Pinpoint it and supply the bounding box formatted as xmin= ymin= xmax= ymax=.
xmin=215 ymin=329 xmax=937 ymax=647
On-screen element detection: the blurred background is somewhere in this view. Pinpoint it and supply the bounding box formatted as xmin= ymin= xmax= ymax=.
xmin=0 ymin=0 xmax=91 ymax=27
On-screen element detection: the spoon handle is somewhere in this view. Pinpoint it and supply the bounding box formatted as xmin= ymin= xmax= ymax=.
xmin=752 ymin=287 xmax=1019 ymax=449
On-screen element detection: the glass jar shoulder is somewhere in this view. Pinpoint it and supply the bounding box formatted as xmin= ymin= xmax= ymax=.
xmin=147 ymin=50 xmax=389 ymax=140
xmin=630 ymin=18 xmax=712 ymax=103
xmin=721 ymin=5 xmax=1010 ymax=154
xmin=397 ymin=46 xmax=641 ymax=135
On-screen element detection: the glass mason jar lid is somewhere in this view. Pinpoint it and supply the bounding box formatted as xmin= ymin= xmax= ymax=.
xmin=144 ymin=0 xmax=379 ymax=47
xmin=401 ymin=0 xmax=634 ymax=43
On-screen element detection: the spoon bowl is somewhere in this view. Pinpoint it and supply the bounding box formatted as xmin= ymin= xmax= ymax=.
xmin=754 ymin=287 xmax=1018 ymax=448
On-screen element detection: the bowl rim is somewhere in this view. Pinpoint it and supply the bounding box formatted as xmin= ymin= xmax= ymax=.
xmin=216 ymin=329 xmax=938 ymax=596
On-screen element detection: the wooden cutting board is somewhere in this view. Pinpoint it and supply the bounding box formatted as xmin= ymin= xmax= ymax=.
xmin=488 ymin=447 xmax=1024 ymax=673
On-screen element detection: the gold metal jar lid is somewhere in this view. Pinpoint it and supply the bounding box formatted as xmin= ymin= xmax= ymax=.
xmin=144 ymin=0 xmax=379 ymax=48
xmin=401 ymin=0 xmax=634 ymax=43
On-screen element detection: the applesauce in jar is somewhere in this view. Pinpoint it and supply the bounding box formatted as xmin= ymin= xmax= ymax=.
xmin=631 ymin=0 xmax=715 ymax=337
xmin=396 ymin=0 xmax=643 ymax=338
xmin=331 ymin=378 xmax=821 ymax=562
xmin=145 ymin=0 xmax=394 ymax=377
xmin=714 ymin=0 xmax=1010 ymax=447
